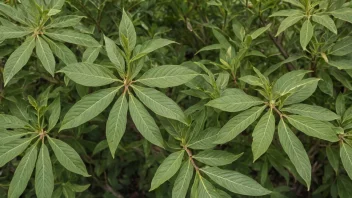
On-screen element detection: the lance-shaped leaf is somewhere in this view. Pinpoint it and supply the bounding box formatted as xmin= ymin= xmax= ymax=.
xmin=187 ymin=127 xmax=219 ymax=150
xmin=330 ymin=37 xmax=352 ymax=56
xmin=286 ymin=115 xmax=339 ymax=142
xmin=104 ymin=36 xmax=125 ymax=76
xmin=252 ymin=109 xmax=275 ymax=161
xmin=0 ymin=26 xmax=32 ymax=39
xmin=198 ymin=176 xmax=220 ymax=198
xmin=47 ymin=97 xmax=61 ymax=132
xmin=312 ymin=14 xmax=337 ymax=34
xmin=326 ymin=145 xmax=340 ymax=174
xmin=8 ymin=142 xmax=38 ymax=198
xmin=132 ymin=85 xmax=187 ymax=124
xmin=193 ymin=150 xmax=243 ymax=166
xmin=280 ymin=78 xmax=320 ymax=96
xmin=0 ymin=138 xmax=33 ymax=167
xmin=284 ymin=79 xmax=319 ymax=105
xmin=282 ymin=104 xmax=339 ymax=121
xmin=3 ymin=36 xmax=35 ymax=85
xmin=201 ymin=167 xmax=271 ymax=196
xmin=150 ymin=150 xmax=184 ymax=191
xmin=59 ymin=63 xmax=119 ymax=87
xmin=119 ymin=10 xmax=136 ymax=52
xmin=36 ymin=36 xmax=56 ymax=76
xmin=35 ymin=144 xmax=54 ymax=198
xmin=215 ymin=106 xmax=266 ymax=144
xmin=131 ymin=39 xmax=176 ymax=62
xmin=330 ymin=8 xmax=352 ymax=24
xmin=46 ymin=15 xmax=84 ymax=29
xmin=0 ymin=3 xmax=28 ymax=25
xmin=278 ymin=119 xmax=311 ymax=189
xmin=250 ymin=23 xmax=271 ymax=40
xmin=337 ymin=175 xmax=352 ymax=198
xmin=82 ymin=47 xmax=101 ymax=63
xmin=46 ymin=30 xmax=100 ymax=47
xmin=172 ymin=160 xmax=194 ymax=198
xmin=50 ymin=0 xmax=65 ymax=10
xmin=129 ymin=95 xmax=164 ymax=148
xmin=137 ymin=65 xmax=198 ymax=88
xmin=206 ymin=92 xmax=263 ymax=113
xmin=48 ymin=137 xmax=89 ymax=176
xmin=340 ymin=142 xmax=352 ymax=180
xmin=272 ymin=70 xmax=310 ymax=95
xmin=300 ymin=20 xmax=313 ymax=50
xmin=0 ymin=114 xmax=29 ymax=129
xmin=106 ymin=93 xmax=128 ymax=157
xmin=60 ymin=87 xmax=119 ymax=131
xmin=44 ymin=36 xmax=77 ymax=65
xmin=0 ymin=130 xmax=33 ymax=145
xmin=276 ymin=14 xmax=304 ymax=36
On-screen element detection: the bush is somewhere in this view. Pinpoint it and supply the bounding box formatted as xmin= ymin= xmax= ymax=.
xmin=1 ymin=0 xmax=352 ymax=197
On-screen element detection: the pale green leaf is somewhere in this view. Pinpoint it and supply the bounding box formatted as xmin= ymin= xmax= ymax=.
xmin=131 ymin=39 xmax=176 ymax=62
xmin=312 ymin=15 xmax=337 ymax=34
xmin=150 ymin=150 xmax=184 ymax=191
xmin=119 ymin=10 xmax=136 ymax=52
xmin=272 ymin=70 xmax=310 ymax=95
xmin=36 ymin=36 xmax=56 ymax=76
xmin=193 ymin=150 xmax=243 ymax=166
xmin=172 ymin=160 xmax=194 ymax=198
xmin=0 ymin=26 xmax=31 ymax=39
xmin=300 ymin=20 xmax=313 ymax=50
xmin=196 ymin=44 xmax=223 ymax=54
xmin=0 ymin=3 xmax=28 ymax=25
xmin=104 ymin=36 xmax=125 ymax=76
xmin=35 ymin=144 xmax=54 ymax=198
xmin=282 ymin=104 xmax=339 ymax=121
xmin=276 ymin=14 xmax=304 ymax=36
xmin=0 ymin=138 xmax=32 ymax=167
xmin=47 ymin=97 xmax=61 ymax=132
xmin=270 ymin=9 xmax=304 ymax=17
xmin=47 ymin=15 xmax=84 ymax=29
xmin=0 ymin=130 xmax=33 ymax=145
xmin=330 ymin=8 xmax=352 ymax=24
xmin=48 ymin=137 xmax=89 ymax=176
xmin=250 ymin=23 xmax=271 ymax=40
xmin=239 ymin=75 xmax=263 ymax=87
xmin=46 ymin=30 xmax=100 ymax=47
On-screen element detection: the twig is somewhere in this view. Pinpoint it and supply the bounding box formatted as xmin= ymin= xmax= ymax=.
xmin=183 ymin=146 xmax=199 ymax=171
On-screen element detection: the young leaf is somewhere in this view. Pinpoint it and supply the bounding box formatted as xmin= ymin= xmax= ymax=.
xmin=132 ymin=85 xmax=187 ymax=124
xmin=46 ymin=30 xmax=100 ymax=47
xmin=282 ymin=104 xmax=340 ymax=121
xmin=206 ymin=93 xmax=263 ymax=113
xmin=35 ymin=144 xmax=54 ymax=198
xmin=82 ymin=47 xmax=101 ymax=63
xmin=286 ymin=115 xmax=339 ymax=142
xmin=137 ymin=65 xmax=198 ymax=88
xmin=150 ymin=150 xmax=184 ymax=191
xmin=3 ymin=36 xmax=35 ymax=86
xmin=250 ymin=23 xmax=271 ymax=40
xmin=106 ymin=93 xmax=128 ymax=157
xmin=172 ymin=160 xmax=194 ymax=198
xmin=0 ymin=138 xmax=33 ymax=167
xmin=59 ymin=63 xmax=119 ymax=87
xmin=44 ymin=36 xmax=77 ymax=65
xmin=193 ymin=150 xmax=243 ymax=166
xmin=8 ymin=142 xmax=38 ymax=198
xmin=312 ymin=15 xmax=337 ymax=34
xmin=47 ymin=97 xmax=61 ymax=132
xmin=119 ymin=10 xmax=136 ymax=52
xmin=278 ymin=119 xmax=311 ymax=189
xmin=276 ymin=14 xmax=304 ymax=36
xmin=215 ymin=106 xmax=266 ymax=144
xmin=48 ymin=137 xmax=89 ymax=176
xmin=340 ymin=142 xmax=352 ymax=180
xmin=104 ymin=36 xmax=125 ymax=76
xmin=300 ymin=20 xmax=313 ymax=50
xmin=46 ymin=15 xmax=84 ymax=29
xmin=200 ymin=167 xmax=271 ymax=196
xmin=60 ymin=87 xmax=119 ymax=131
xmin=252 ymin=109 xmax=275 ymax=161
xmin=36 ymin=36 xmax=56 ymax=76
xmin=129 ymin=94 xmax=164 ymax=148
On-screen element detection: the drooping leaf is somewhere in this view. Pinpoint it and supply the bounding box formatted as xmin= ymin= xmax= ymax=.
xmin=48 ymin=137 xmax=89 ymax=176
xmin=282 ymin=104 xmax=340 ymax=121
xmin=35 ymin=144 xmax=54 ymax=198
xmin=36 ymin=36 xmax=56 ymax=76
xmin=46 ymin=30 xmax=100 ymax=47
xmin=60 ymin=87 xmax=120 ymax=131
xmin=150 ymin=150 xmax=184 ymax=191
xmin=172 ymin=160 xmax=194 ymax=198
xmin=193 ymin=150 xmax=243 ymax=166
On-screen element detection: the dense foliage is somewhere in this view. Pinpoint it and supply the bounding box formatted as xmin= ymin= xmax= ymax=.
xmin=1 ymin=0 xmax=352 ymax=197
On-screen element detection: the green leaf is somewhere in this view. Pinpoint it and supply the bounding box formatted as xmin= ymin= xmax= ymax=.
xmin=206 ymin=91 xmax=263 ymax=113
xmin=0 ymin=131 xmax=33 ymax=145
xmin=129 ymin=94 xmax=164 ymax=148
xmin=252 ymin=109 xmax=275 ymax=161
xmin=50 ymin=0 xmax=65 ymax=10
xmin=104 ymin=36 xmax=125 ymax=76
xmin=119 ymin=10 xmax=136 ymax=52
xmin=239 ymin=75 xmax=263 ymax=87
xmin=48 ymin=137 xmax=89 ymax=176
xmin=193 ymin=150 xmax=243 ymax=166
xmin=59 ymin=63 xmax=119 ymax=87
xmin=3 ymin=36 xmax=35 ymax=86
xmin=336 ymin=93 xmax=346 ymax=116
xmin=46 ymin=30 xmax=100 ymax=47
xmin=215 ymin=106 xmax=266 ymax=144
xmin=340 ymin=142 xmax=352 ymax=180
xmin=44 ymin=36 xmax=77 ymax=65
xmin=270 ymin=9 xmax=304 ymax=17
xmin=196 ymin=44 xmax=223 ymax=54
xmin=35 ymin=144 xmax=54 ymax=198
xmin=272 ymin=70 xmax=310 ymax=95
xmin=198 ymin=176 xmax=220 ymax=198
xmin=283 ymin=79 xmax=319 ymax=105
xmin=282 ymin=104 xmax=339 ymax=121
xmin=0 ymin=3 xmax=28 ymax=25
xmin=337 ymin=175 xmax=352 ymax=198
xmin=0 ymin=114 xmax=28 ymax=129
xmin=278 ymin=119 xmax=311 ymax=189
xmin=172 ymin=160 xmax=194 ymax=198
xmin=36 ymin=36 xmax=56 ymax=76
xmin=312 ymin=15 xmax=337 ymax=34
xmin=131 ymin=39 xmax=176 ymax=62
xmin=187 ymin=127 xmax=219 ymax=150
xmin=326 ymin=145 xmax=339 ymax=174
xmin=8 ymin=142 xmax=38 ymax=198
xmin=286 ymin=115 xmax=339 ymax=142
xmin=106 ymin=93 xmax=128 ymax=157
xmin=82 ymin=47 xmax=100 ymax=63
xmin=328 ymin=59 xmax=352 ymax=70
xmin=300 ymin=20 xmax=313 ymax=50
xmin=46 ymin=15 xmax=84 ymax=29
xmin=330 ymin=8 xmax=352 ymax=24
xmin=0 ymin=138 xmax=32 ymax=167
xmin=137 ymin=65 xmax=198 ymax=88
xmin=276 ymin=14 xmax=304 ymax=36
xmin=201 ymin=167 xmax=271 ymax=196
xmin=47 ymin=97 xmax=61 ymax=132
xmin=132 ymin=85 xmax=187 ymax=124
xmin=150 ymin=150 xmax=184 ymax=191
xmin=330 ymin=37 xmax=352 ymax=56
xmin=250 ymin=23 xmax=271 ymax=40
xmin=60 ymin=87 xmax=119 ymax=131
xmin=0 ymin=26 xmax=31 ymax=39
